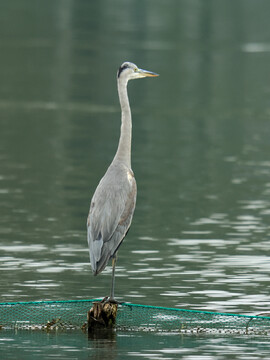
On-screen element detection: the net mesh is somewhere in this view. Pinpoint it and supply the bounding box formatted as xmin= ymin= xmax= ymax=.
xmin=0 ymin=299 xmax=270 ymax=334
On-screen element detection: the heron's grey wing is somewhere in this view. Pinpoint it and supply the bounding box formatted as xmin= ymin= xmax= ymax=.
xmin=94 ymin=176 xmax=137 ymax=273
xmin=87 ymin=180 xmax=123 ymax=272
xmin=87 ymin=166 xmax=136 ymax=274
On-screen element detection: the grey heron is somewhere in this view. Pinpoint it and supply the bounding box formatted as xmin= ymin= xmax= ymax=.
xmin=87 ymin=61 xmax=158 ymax=300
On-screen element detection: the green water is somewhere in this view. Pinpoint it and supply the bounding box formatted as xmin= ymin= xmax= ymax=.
xmin=1 ymin=0 xmax=270 ymax=358
xmin=2 ymin=331 xmax=270 ymax=360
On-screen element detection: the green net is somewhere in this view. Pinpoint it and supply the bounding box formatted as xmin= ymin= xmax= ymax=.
xmin=0 ymin=299 xmax=270 ymax=335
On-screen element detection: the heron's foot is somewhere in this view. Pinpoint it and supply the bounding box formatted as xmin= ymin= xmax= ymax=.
xmin=109 ymin=298 xmax=124 ymax=305
xmin=100 ymin=296 xmax=109 ymax=304
xmin=100 ymin=296 xmax=123 ymax=305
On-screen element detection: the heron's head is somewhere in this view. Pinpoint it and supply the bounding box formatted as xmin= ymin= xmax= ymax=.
xmin=117 ymin=62 xmax=159 ymax=82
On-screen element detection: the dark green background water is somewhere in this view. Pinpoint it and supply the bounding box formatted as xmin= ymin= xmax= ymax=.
xmin=1 ymin=0 xmax=270 ymax=358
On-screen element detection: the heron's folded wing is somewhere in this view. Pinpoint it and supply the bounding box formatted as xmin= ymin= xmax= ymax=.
xmin=93 ymin=178 xmax=137 ymax=273
xmin=87 ymin=172 xmax=136 ymax=273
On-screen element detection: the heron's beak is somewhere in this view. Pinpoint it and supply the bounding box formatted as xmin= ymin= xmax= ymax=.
xmin=138 ymin=68 xmax=159 ymax=77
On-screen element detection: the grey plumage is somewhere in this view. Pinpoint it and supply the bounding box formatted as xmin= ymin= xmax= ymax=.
xmin=87 ymin=62 xmax=158 ymax=299
xmin=88 ymin=161 xmax=136 ymax=274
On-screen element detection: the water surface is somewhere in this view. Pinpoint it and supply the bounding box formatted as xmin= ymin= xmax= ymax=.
xmin=1 ymin=0 xmax=270 ymax=359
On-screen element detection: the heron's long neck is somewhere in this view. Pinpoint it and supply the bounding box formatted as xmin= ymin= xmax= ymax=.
xmin=114 ymin=78 xmax=132 ymax=167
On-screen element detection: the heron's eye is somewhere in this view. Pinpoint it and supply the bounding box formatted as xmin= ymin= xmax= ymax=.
xmin=134 ymin=68 xmax=138 ymax=72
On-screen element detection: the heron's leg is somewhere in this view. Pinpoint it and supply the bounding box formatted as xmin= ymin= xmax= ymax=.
xmin=110 ymin=253 xmax=117 ymax=300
